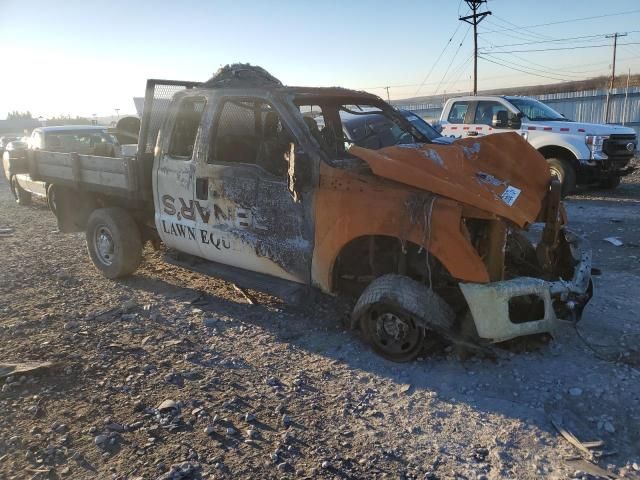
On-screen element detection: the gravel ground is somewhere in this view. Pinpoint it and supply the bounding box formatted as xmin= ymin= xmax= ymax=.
xmin=0 ymin=171 xmax=639 ymax=480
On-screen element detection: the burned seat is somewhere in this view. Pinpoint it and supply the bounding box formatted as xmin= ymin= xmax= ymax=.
xmin=257 ymin=111 xmax=288 ymax=177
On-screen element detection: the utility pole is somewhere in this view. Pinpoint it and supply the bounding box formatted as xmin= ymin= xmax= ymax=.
xmin=384 ymin=86 xmax=391 ymax=103
xmin=604 ymin=32 xmax=627 ymax=123
xmin=623 ymin=68 xmax=631 ymax=125
xmin=460 ymin=0 xmax=491 ymax=95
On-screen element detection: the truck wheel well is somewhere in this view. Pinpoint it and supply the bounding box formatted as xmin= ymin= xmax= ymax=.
xmin=537 ymin=145 xmax=577 ymax=164
xmin=331 ymin=235 xmax=467 ymax=314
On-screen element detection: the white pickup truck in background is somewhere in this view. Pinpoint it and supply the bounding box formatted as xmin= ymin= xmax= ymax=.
xmin=439 ymin=95 xmax=637 ymax=194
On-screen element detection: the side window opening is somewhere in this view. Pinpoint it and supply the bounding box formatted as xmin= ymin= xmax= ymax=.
xmin=169 ymin=96 xmax=207 ymax=159
xmin=447 ymin=102 xmax=469 ymax=124
xmin=296 ymin=102 xmax=422 ymax=158
xmin=210 ymin=99 xmax=291 ymax=177
xmin=474 ymin=101 xmax=509 ymax=126
xmin=299 ymin=104 xmax=333 ymax=154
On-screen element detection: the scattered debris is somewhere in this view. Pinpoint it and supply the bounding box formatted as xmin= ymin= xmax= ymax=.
xmin=569 ymin=387 xmax=583 ymax=397
xmin=565 ymin=458 xmax=618 ymax=480
xmin=157 ymin=399 xmax=177 ymax=412
xmin=550 ymin=414 xmax=603 ymax=460
xmin=0 ymin=362 xmax=54 ymax=379
xmin=603 ymin=237 xmax=624 ymax=246
xmin=233 ymin=284 xmax=256 ymax=305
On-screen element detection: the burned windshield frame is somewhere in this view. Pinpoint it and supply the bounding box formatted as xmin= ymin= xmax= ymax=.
xmin=509 ymin=98 xmax=568 ymax=122
xmin=340 ymin=103 xmax=430 ymax=145
xmin=293 ymin=97 xmax=431 ymax=158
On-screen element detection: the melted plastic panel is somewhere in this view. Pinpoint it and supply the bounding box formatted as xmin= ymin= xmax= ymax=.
xmin=459 ymin=279 xmax=557 ymax=342
xmin=348 ymin=132 xmax=550 ymax=228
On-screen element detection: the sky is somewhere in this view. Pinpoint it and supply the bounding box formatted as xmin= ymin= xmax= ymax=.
xmin=1 ymin=0 xmax=640 ymax=119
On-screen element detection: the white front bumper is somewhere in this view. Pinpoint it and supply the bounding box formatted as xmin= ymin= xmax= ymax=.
xmin=459 ymin=229 xmax=592 ymax=343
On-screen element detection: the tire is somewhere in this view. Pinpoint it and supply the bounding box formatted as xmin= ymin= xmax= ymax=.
xmin=10 ymin=176 xmax=32 ymax=206
xmin=86 ymin=207 xmax=142 ymax=279
xmin=547 ymin=158 xmax=576 ymax=197
xmin=598 ymin=176 xmax=621 ymax=189
xmin=46 ymin=184 xmax=57 ymax=216
xmin=1 ymin=155 xmax=9 ymax=182
xmin=352 ymin=274 xmax=454 ymax=362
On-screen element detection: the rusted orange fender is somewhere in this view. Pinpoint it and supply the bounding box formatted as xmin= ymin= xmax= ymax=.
xmin=311 ymin=133 xmax=550 ymax=293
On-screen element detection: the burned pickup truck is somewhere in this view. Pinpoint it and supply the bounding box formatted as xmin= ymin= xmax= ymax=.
xmin=10 ymin=65 xmax=592 ymax=361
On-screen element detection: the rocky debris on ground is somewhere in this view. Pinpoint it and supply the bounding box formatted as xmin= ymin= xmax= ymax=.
xmin=0 ymin=178 xmax=640 ymax=479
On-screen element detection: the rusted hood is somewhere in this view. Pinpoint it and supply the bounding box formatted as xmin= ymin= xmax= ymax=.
xmin=348 ymin=132 xmax=550 ymax=227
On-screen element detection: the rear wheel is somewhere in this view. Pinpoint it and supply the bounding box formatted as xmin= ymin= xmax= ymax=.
xmin=10 ymin=176 xmax=32 ymax=206
xmin=352 ymin=274 xmax=454 ymax=362
xmin=46 ymin=184 xmax=57 ymax=215
xmin=86 ymin=207 xmax=142 ymax=279
xmin=598 ymin=176 xmax=621 ymax=189
xmin=547 ymin=158 xmax=576 ymax=197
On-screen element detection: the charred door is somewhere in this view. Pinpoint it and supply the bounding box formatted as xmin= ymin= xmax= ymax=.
xmin=154 ymin=94 xmax=208 ymax=257
xmin=193 ymin=96 xmax=313 ymax=283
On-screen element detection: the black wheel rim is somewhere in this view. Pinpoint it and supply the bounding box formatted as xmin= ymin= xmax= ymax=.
xmin=94 ymin=225 xmax=115 ymax=266
xmin=549 ymin=166 xmax=563 ymax=183
xmin=48 ymin=188 xmax=57 ymax=214
xmin=365 ymin=308 xmax=423 ymax=360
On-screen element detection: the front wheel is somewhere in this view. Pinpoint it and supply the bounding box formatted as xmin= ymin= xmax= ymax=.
xmin=352 ymin=274 xmax=454 ymax=362
xmin=547 ymin=158 xmax=576 ymax=197
xmin=10 ymin=176 xmax=32 ymax=206
xmin=86 ymin=207 xmax=142 ymax=279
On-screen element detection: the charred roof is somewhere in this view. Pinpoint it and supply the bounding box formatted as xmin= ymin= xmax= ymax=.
xmin=201 ymin=63 xmax=378 ymax=100
xmin=202 ymin=63 xmax=283 ymax=89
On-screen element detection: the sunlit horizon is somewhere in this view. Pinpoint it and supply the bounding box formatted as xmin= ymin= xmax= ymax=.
xmin=2 ymin=0 xmax=640 ymax=119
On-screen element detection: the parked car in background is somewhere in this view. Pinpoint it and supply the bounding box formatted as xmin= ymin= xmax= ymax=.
xmin=3 ymin=125 xmax=121 ymax=211
xmin=28 ymin=125 xmax=119 ymax=155
xmin=399 ymin=109 xmax=454 ymax=145
xmin=0 ymin=134 xmax=21 ymax=157
xmin=332 ymin=108 xmax=454 ymax=150
xmin=439 ymin=95 xmax=637 ymax=194
xmin=1 ymin=140 xmax=28 ymax=182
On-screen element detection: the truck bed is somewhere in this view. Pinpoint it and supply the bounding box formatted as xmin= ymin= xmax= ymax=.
xmin=26 ymin=150 xmax=152 ymax=201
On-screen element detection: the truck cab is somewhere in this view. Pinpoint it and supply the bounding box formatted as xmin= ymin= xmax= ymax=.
xmin=439 ymin=95 xmax=637 ymax=194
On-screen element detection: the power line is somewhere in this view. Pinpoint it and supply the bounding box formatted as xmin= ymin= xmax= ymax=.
xmin=478 ymin=55 xmax=574 ymax=82
xmin=504 ymin=51 xmax=612 ymax=76
xmin=622 ymin=44 xmax=640 ymax=59
xmin=480 ymin=42 xmax=640 ymax=54
xmin=432 ymin=27 xmax=472 ymax=96
xmin=489 ymin=14 xmax=556 ymax=41
xmin=480 ymin=53 xmax=586 ymax=80
xmin=480 ymin=8 xmax=640 ymax=34
xmin=413 ymin=20 xmax=466 ymax=96
xmin=441 ymin=53 xmax=474 ymax=94
xmin=479 ymin=35 xmax=616 ymax=76
xmin=483 ymin=19 xmax=550 ymax=44
xmin=481 ymin=31 xmax=640 ymax=50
